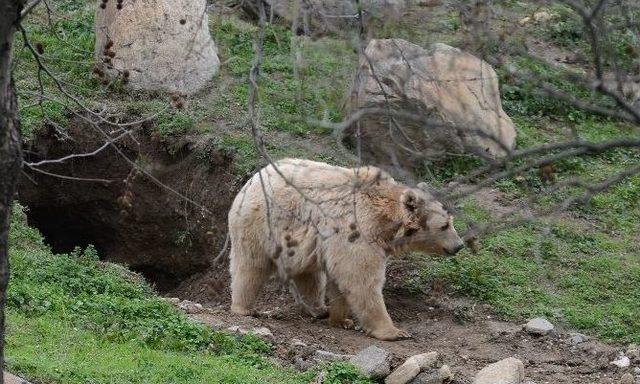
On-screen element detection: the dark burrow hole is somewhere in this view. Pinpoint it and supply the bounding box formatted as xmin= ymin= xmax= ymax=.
xmin=26 ymin=204 xmax=113 ymax=255
xmin=25 ymin=203 xmax=182 ymax=293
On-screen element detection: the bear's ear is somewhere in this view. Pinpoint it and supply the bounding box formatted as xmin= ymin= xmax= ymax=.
xmin=400 ymin=189 xmax=424 ymax=216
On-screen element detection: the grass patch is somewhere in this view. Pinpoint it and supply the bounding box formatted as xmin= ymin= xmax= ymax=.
xmin=6 ymin=204 xmax=310 ymax=383
xmin=420 ymin=211 xmax=640 ymax=342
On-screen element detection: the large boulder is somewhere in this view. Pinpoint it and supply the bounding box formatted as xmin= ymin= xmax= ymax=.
xmin=345 ymin=39 xmax=517 ymax=168
xmin=94 ymin=0 xmax=220 ymax=94
xmin=240 ymin=0 xmax=405 ymax=36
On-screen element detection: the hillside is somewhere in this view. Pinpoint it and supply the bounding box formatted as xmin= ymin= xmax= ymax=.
xmin=7 ymin=0 xmax=640 ymax=383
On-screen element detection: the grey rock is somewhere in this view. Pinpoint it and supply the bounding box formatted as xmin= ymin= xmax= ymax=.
xmin=567 ymin=332 xmax=589 ymax=345
xmin=410 ymin=371 xmax=441 ymax=384
xmin=524 ymin=318 xmax=554 ymax=336
xmin=350 ymin=345 xmax=391 ymax=379
xmin=473 ymin=357 xmax=525 ymax=384
xmin=294 ymin=357 xmax=313 ymax=371
xmin=409 ymin=366 xmax=452 ymax=384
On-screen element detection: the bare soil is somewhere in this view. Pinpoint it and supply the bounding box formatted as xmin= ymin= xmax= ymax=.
xmin=171 ymin=255 xmax=634 ymax=384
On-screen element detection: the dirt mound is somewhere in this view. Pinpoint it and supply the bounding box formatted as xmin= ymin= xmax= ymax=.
xmin=19 ymin=115 xmax=239 ymax=291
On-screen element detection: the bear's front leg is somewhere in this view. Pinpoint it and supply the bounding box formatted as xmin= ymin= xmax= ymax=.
xmin=326 ymin=244 xmax=411 ymax=341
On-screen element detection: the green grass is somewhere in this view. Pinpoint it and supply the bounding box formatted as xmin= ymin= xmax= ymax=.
xmin=5 ymin=204 xmax=313 ymax=383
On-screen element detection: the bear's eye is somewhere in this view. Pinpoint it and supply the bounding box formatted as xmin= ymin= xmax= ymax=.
xmin=405 ymin=228 xmax=417 ymax=237
xmin=440 ymin=222 xmax=450 ymax=231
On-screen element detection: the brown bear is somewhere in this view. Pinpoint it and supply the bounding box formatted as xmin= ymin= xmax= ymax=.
xmin=228 ymin=158 xmax=464 ymax=340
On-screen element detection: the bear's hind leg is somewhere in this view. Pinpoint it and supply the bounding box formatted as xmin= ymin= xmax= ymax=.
xmin=291 ymin=271 xmax=328 ymax=319
xmin=230 ymin=244 xmax=273 ymax=316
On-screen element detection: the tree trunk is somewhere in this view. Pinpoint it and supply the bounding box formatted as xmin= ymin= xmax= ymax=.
xmin=0 ymin=1 xmax=25 ymax=381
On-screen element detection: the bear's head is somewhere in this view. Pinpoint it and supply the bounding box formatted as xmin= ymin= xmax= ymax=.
xmin=395 ymin=185 xmax=464 ymax=256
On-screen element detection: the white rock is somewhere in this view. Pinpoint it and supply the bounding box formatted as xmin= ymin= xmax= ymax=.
xmin=346 ymin=39 xmax=517 ymax=168
xmin=385 ymin=358 xmax=420 ymax=384
xmin=610 ymin=356 xmax=630 ymax=368
xmin=524 ymin=318 xmax=554 ymax=335
xmin=473 ymin=357 xmax=525 ymax=384
xmin=634 ymin=366 xmax=640 ymax=374
xmin=94 ymin=0 xmax=220 ymax=94
xmin=351 ymin=345 xmax=391 ymax=379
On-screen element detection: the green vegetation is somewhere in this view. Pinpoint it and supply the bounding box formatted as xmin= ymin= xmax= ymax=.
xmin=10 ymin=0 xmax=640 ymax=376
xmin=6 ymin=204 xmax=312 ymax=383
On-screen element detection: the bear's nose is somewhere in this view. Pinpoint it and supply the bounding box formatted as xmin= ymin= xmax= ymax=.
xmin=448 ymin=243 xmax=464 ymax=255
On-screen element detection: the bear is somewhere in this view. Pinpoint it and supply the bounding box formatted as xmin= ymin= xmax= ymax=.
xmin=228 ymin=158 xmax=464 ymax=340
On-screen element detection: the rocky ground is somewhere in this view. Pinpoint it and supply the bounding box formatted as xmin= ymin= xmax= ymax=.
xmin=164 ymin=277 xmax=640 ymax=384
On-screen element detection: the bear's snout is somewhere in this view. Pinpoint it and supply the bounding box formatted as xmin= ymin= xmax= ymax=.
xmin=445 ymin=242 xmax=464 ymax=256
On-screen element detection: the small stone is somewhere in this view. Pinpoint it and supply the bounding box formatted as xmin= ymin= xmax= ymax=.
xmin=473 ymin=357 xmax=525 ymax=384
xmin=406 ymin=352 xmax=439 ymax=370
xmin=567 ymin=332 xmax=589 ymax=345
xmin=610 ymin=356 xmax=630 ymax=368
xmin=164 ymin=297 xmax=180 ymax=304
xmin=620 ymin=373 xmax=634 ymax=384
xmin=634 ymin=366 xmax=640 ymax=374
xmin=524 ymin=317 xmax=554 ymax=336
xmin=294 ymin=357 xmax=313 ymax=371
xmin=350 ymin=345 xmax=391 ymax=379
xmin=438 ymin=365 xmax=452 ymax=381
xmin=178 ymin=300 xmax=204 ymax=314
xmin=313 ymin=350 xmax=352 ymax=363
xmin=385 ymin=358 xmax=420 ymax=384
xmin=290 ymin=338 xmax=307 ymax=348
xmin=251 ymin=326 xmax=275 ymax=342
